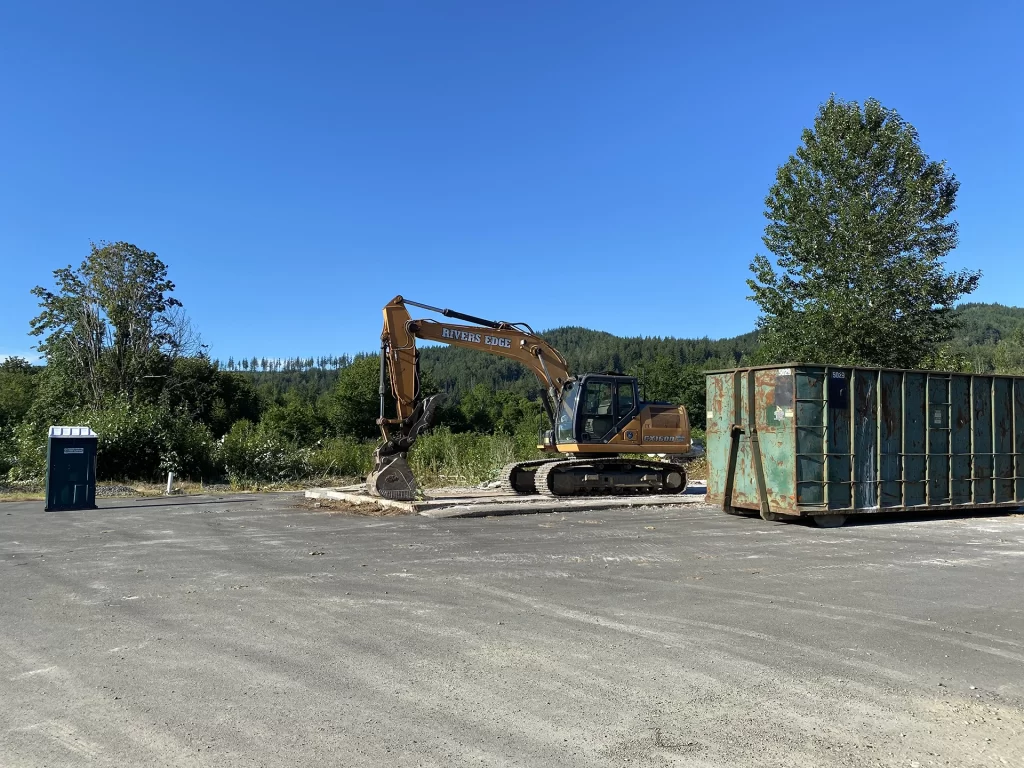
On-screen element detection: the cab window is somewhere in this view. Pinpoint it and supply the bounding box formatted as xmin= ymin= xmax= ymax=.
xmin=616 ymin=382 xmax=635 ymax=416
xmin=581 ymin=380 xmax=615 ymax=440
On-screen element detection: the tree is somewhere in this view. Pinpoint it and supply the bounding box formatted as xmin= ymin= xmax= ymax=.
xmin=630 ymin=356 xmax=708 ymax=429
xmin=748 ymin=96 xmax=981 ymax=368
xmin=0 ymin=357 xmax=38 ymax=431
xmin=29 ymin=242 xmax=195 ymax=405
xmin=320 ymin=355 xmax=388 ymax=440
xmin=994 ymin=328 xmax=1024 ymax=375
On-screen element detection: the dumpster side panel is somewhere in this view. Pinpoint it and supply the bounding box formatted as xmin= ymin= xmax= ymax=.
xmin=1016 ymin=380 xmax=1024 ymax=503
xmin=705 ymin=372 xmax=732 ymax=508
xmin=706 ymin=370 xmax=790 ymax=512
xmin=973 ymin=378 xmax=994 ymax=504
xmin=879 ymin=371 xmax=903 ymax=507
xmin=994 ymin=378 xmax=1015 ymax=503
xmin=727 ymin=371 xmax=759 ymax=510
xmin=754 ymin=368 xmax=797 ymax=512
xmin=853 ymin=370 xmax=879 ymax=509
xmin=904 ymin=373 xmax=927 ymax=507
xmin=950 ymin=375 xmax=972 ymax=505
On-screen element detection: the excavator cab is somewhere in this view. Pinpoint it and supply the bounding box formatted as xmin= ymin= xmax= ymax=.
xmin=550 ymin=374 xmax=639 ymax=447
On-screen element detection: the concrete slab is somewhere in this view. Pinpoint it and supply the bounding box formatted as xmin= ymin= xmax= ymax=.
xmin=305 ymin=481 xmax=710 ymax=518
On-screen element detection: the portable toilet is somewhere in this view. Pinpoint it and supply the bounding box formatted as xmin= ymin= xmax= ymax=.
xmin=44 ymin=426 xmax=98 ymax=511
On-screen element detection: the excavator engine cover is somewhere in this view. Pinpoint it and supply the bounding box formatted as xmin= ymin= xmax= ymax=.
xmin=367 ymin=453 xmax=418 ymax=500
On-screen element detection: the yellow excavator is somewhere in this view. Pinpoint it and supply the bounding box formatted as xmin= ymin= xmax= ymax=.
xmin=367 ymin=296 xmax=701 ymax=499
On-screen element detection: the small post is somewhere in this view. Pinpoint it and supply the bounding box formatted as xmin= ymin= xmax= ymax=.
xmin=165 ymin=471 xmax=174 ymax=496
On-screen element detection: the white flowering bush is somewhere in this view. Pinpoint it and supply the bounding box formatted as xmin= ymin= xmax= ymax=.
xmin=6 ymin=420 xmax=49 ymax=481
xmin=218 ymin=419 xmax=308 ymax=486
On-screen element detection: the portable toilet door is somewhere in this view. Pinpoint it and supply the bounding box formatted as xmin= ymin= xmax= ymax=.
xmin=45 ymin=426 xmax=99 ymax=511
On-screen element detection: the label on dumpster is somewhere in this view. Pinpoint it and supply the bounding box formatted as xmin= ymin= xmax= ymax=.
xmin=63 ymin=447 xmax=84 ymax=454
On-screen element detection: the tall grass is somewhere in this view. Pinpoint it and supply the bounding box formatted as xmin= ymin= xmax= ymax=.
xmin=408 ymin=427 xmax=543 ymax=486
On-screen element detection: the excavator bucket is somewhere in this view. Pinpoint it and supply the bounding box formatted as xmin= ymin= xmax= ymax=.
xmin=366 ymin=393 xmax=444 ymax=500
xmin=367 ymin=453 xmax=418 ymax=500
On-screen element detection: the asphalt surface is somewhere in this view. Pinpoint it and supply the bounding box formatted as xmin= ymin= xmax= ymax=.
xmin=1 ymin=494 xmax=1022 ymax=767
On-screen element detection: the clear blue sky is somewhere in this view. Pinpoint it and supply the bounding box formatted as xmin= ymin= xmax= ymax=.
xmin=1 ymin=1 xmax=1021 ymax=363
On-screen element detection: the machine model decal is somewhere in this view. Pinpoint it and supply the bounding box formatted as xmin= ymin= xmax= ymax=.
xmin=643 ymin=435 xmax=686 ymax=442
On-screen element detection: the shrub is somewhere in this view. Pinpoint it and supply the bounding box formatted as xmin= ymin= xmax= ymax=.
xmin=0 ymin=427 xmax=15 ymax=477
xmin=308 ymin=437 xmax=374 ymax=479
xmin=85 ymin=400 xmax=166 ymax=480
xmin=159 ymin=416 xmax=218 ymax=480
xmin=218 ymin=419 xmax=307 ymax=486
xmin=7 ymin=420 xmax=49 ymax=481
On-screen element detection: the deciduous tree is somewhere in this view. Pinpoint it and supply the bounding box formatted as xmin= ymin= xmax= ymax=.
xmin=748 ymin=97 xmax=980 ymax=368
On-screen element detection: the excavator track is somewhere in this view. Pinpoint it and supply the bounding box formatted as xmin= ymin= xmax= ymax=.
xmin=533 ymin=458 xmax=687 ymax=497
xmin=499 ymin=459 xmax=551 ymax=495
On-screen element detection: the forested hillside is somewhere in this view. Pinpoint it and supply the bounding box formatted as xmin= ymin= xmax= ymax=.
xmin=947 ymin=303 xmax=1024 ymax=369
xmin=219 ymin=302 xmax=1024 ymax=403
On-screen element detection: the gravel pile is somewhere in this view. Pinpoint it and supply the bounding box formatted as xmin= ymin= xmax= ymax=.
xmin=95 ymin=484 xmax=140 ymax=498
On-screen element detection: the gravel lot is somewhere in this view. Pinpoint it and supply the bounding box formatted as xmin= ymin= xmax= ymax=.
xmin=1 ymin=493 xmax=1022 ymax=767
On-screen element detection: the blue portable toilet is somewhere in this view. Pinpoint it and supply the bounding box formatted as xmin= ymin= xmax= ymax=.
xmin=44 ymin=426 xmax=99 ymax=511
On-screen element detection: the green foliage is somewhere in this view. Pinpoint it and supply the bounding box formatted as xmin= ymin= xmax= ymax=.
xmin=994 ymin=328 xmax=1024 ymax=375
xmin=749 ymin=96 xmax=981 ymax=368
xmin=321 ymin=355 xmax=387 ymax=440
xmin=260 ymin=394 xmax=325 ymax=446
xmin=6 ymin=420 xmax=48 ymax=481
xmin=630 ymin=356 xmax=709 ymax=429
xmin=408 ymin=427 xmax=542 ymax=486
xmin=150 ymin=356 xmax=263 ymax=437
xmin=456 ymin=384 xmax=546 ymax=435
xmin=308 ymin=437 xmax=375 ymax=478
xmin=30 ymin=241 xmax=189 ymax=406
xmin=218 ymin=419 xmax=306 ymax=486
xmin=0 ymin=358 xmax=38 ymax=431
xmin=418 ymin=326 xmax=754 ymax=399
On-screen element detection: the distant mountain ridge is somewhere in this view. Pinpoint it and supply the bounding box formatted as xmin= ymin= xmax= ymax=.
xmin=231 ymin=303 xmax=1024 ymax=399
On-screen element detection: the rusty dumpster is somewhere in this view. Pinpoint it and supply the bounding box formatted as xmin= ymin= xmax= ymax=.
xmin=705 ymin=365 xmax=1024 ymax=527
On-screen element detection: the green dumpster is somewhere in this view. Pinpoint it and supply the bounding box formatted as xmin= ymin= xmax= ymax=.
xmin=705 ymin=365 xmax=1024 ymax=527
xmin=44 ymin=426 xmax=98 ymax=511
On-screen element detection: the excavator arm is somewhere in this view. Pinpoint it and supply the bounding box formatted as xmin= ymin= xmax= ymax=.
xmin=367 ymin=296 xmax=572 ymax=499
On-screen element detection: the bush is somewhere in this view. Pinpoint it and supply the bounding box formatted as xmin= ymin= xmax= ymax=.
xmin=7 ymin=420 xmax=49 ymax=481
xmin=308 ymin=437 xmax=374 ymax=479
xmin=160 ymin=416 xmax=218 ymax=480
xmin=85 ymin=400 xmax=166 ymax=480
xmin=4 ymin=399 xmax=221 ymax=483
xmin=0 ymin=427 xmax=15 ymax=477
xmin=218 ymin=419 xmax=308 ymax=486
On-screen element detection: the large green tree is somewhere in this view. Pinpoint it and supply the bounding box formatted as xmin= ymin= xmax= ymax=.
xmin=320 ymin=355 xmax=388 ymax=440
xmin=748 ymin=96 xmax=981 ymax=368
xmin=30 ymin=242 xmax=194 ymax=406
xmin=0 ymin=357 xmax=38 ymax=431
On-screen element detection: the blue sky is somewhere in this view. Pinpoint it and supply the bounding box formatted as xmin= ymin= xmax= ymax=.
xmin=1 ymin=1 xmax=1021 ymax=363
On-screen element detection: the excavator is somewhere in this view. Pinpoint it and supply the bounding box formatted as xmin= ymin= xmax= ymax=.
xmin=367 ymin=296 xmax=701 ymax=500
